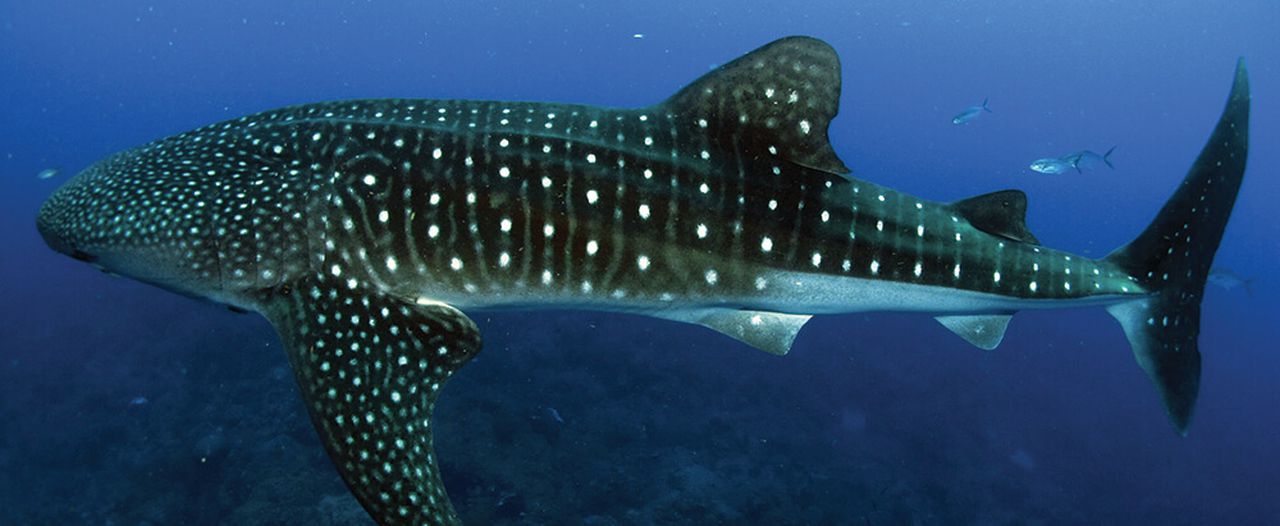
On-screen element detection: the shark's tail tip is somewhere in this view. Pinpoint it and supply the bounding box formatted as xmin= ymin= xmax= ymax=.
xmin=1104 ymin=59 xmax=1248 ymax=435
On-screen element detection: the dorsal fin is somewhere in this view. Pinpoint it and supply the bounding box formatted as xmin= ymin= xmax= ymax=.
xmin=660 ymin=36 xmax=850 ymax=175
xmin=952 ymin=190 xmax=1040 ymax=245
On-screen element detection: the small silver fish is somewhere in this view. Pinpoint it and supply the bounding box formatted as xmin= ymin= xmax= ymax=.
xmin=1208 ymin=267 xmax=1254 ymax=295
xmin=129 ymin=396 xmax=149 ymax=406
xmin=1009 ymin=449 xmax=1036 ymax=471
xmin=546 ymin=406 xmax=564 ymax=424
xmin=1061 ymin=146 xmax=1117 ymax=171
xmin=951 ymin=98 xmax=992 ymax=124
xmin=37 ymin=168 xmax=59 ymax=180
xmin=1029 ymin=158 xmax=1074 ymax=174
xmin=1031 ymin=146 xmax=1116 ymax=174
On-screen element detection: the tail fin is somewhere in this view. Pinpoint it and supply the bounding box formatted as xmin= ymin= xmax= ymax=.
xmin=1103 ymin=59 xmax=1249 ymax=435
xmin=982 ymin=97 xmax=993 ymax=113
xmin=1103 ymin=145 xmax=1117 ymax=169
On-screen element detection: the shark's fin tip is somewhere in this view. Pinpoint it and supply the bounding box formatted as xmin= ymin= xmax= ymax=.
xmin=661 ymin=36 xmax=850 ymax=175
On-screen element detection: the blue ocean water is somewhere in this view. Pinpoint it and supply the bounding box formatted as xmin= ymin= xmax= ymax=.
xmin=1 ymin=1 xmax=1277 ymax=524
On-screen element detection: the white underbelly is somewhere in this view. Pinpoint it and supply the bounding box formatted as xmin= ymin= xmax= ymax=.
xmin=747 ymin=269 xmax=1132 ymax=315
xmin=404 ymin=268 xmax=1131 ymax=319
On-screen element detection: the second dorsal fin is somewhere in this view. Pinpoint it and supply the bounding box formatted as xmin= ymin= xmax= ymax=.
xmin=952 ymin=190 xmax=1040 ymax=245
xmin=660 ymin=36 xmax=850 ymax=175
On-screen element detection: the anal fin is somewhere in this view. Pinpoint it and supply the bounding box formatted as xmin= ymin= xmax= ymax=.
xmin=259 ymin=274 xmax=480 ymax=525
xmin=935 ymin=314 xmax=1014 ymax=350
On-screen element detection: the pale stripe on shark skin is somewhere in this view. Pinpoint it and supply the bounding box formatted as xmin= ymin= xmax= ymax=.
xmin=35 ymin=36 xmax=1250 ymax=524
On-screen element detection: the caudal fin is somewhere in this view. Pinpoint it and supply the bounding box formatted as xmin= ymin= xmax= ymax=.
xmin=1103 ymin=59 xmax=1249 ymax=435
xmin=1103 ymin=145 xmax=1117 ymax=169
xmin=982 ymin=97 xmax=993 ymax=113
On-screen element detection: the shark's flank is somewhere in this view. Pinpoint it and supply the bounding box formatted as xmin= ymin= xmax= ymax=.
xmin=37 ymin=37 xmax=1249 ymax=525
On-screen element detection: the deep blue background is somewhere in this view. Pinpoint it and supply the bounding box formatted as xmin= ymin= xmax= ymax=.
xmin=2 ymin=1 xmax=1277 ymax=524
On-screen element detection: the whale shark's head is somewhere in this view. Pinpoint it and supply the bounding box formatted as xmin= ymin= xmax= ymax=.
xmin=36 ymin=128 xmax=306 ymax=307
xmin=37 ymin=149 xmax=229 ymax=300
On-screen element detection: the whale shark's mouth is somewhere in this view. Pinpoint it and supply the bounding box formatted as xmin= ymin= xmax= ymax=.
xmin=70 ymin=249 xmax=97 ymax=263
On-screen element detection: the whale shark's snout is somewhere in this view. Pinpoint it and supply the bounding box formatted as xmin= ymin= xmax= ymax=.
xmin=37 ymin=174 xmax=95 ymax=262
xmin=34 ymin=152 xmax=233 ymax=299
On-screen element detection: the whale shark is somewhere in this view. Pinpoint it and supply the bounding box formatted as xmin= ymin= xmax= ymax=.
xmin=36 ymin=37 xmax=1249 ymax=525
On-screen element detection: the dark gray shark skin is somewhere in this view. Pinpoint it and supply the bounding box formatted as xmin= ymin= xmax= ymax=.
xmin=36 ymin=37 xmax=1249 ymax=525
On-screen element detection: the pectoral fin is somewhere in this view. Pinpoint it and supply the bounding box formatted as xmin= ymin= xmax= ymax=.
xmin=258 ymin=274 xmax=480 ymax=525
xmin=935 ymin=314 xmax=1014 ymax=350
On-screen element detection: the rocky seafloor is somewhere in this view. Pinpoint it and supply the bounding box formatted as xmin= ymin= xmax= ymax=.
xmin=2 ymin=287 xmax=1236 ymax=525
